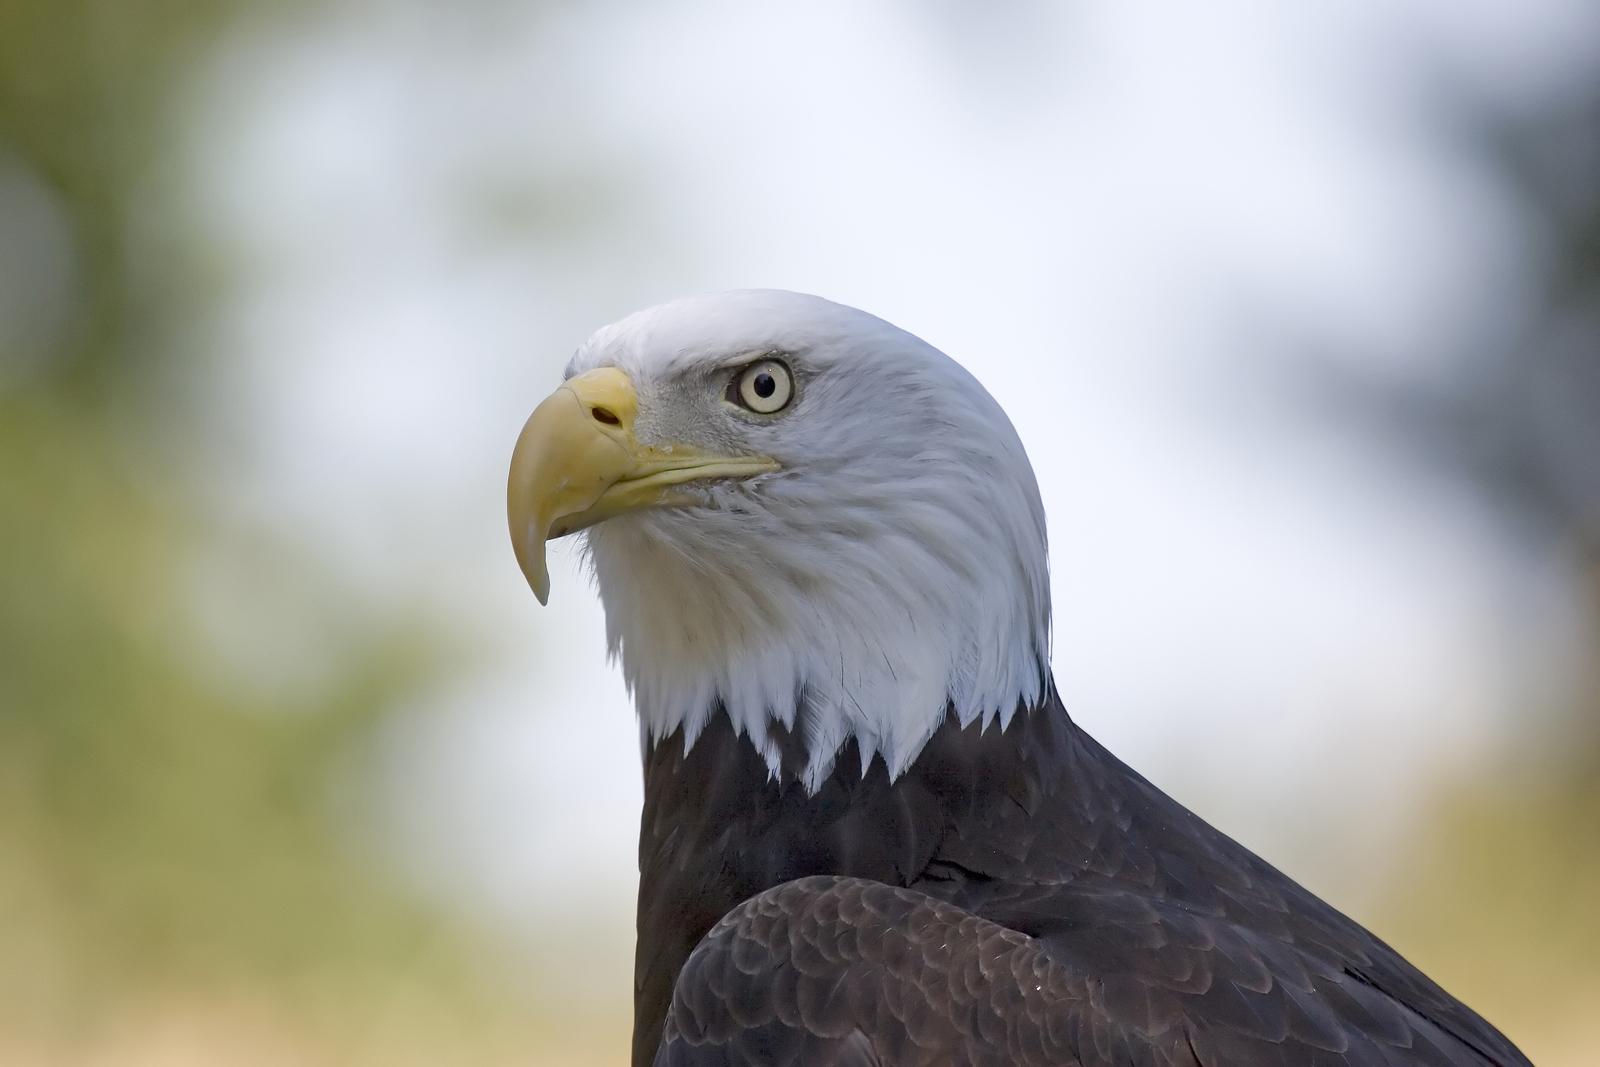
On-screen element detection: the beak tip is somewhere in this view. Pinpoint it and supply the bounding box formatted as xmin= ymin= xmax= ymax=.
xmin=524 ymin=555 xmax=551 ymax=606
xmin=511 ymin=524 xmax=553 ymax=606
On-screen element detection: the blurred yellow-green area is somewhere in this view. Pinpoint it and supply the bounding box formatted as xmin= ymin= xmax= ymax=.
xmin=0 ymin=1 xmax=624 ymax=1062
xmin=1382 ymin=756 xmax=1600 ymax=1066
xmin=0 ymin=1 xmax=1597 ymax=1065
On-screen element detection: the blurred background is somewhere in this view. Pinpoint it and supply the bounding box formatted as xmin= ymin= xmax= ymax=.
xmin=2 ymin=0 xmax=1598 ymax=1063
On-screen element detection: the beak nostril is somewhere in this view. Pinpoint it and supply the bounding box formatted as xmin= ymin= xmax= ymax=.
xmin=591 ymin=406 xmax=621 ymax=426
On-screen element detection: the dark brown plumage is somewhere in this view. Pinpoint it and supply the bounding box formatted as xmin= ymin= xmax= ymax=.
xmin=637 ymin=683 xmax=1528 ymax=1067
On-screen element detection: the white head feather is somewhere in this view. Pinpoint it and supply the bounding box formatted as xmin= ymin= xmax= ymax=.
xmin=568 ymin=290 xmax=1051 ymax=792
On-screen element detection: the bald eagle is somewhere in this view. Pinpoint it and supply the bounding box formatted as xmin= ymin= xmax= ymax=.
xmin=507 ymin=291 xmax=1528 ymax=1067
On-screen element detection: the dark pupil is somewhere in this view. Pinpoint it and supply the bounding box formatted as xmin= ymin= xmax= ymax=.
xmin=753 ymin=372 xmax=776 ymax=399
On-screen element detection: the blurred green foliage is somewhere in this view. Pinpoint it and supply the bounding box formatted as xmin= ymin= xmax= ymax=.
xmin=0 ymin=0 xmax=475 ymax=1045
xmin=0 ymin=0 xmax=269 ymax=390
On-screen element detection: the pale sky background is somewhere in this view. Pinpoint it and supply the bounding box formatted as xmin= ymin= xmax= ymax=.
xmin=180 ymin=0 xmax=1600 ymax=940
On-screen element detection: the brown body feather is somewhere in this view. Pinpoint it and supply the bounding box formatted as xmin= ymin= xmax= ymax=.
xmin=637 ymin=684 xmax=1527 ymax=1067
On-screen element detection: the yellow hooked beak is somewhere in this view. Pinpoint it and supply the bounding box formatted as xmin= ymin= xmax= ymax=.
xmin=507 ymin=367 xmax=780 ymax=604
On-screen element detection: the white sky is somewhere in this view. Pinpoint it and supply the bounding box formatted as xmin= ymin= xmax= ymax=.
xmin=187 ymin=0 xmax=1599 ymax=932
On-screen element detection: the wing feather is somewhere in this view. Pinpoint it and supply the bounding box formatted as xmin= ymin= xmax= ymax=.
xmin=656 ymin=876 xmax=1511 ymax=1067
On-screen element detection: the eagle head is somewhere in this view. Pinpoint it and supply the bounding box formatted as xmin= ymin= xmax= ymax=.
xmin=508 ymin=290 xmax=1050 ymax=790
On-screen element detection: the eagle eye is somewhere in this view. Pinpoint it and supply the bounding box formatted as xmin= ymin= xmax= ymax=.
xmin=729 ymin=359 xmax=794 ymax=415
